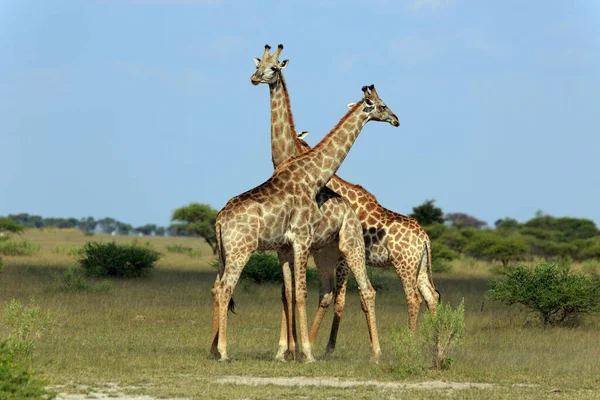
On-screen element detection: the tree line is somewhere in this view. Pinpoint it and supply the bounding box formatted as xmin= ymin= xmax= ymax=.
xmin=4 ymin=200 xmax=600 ymax=264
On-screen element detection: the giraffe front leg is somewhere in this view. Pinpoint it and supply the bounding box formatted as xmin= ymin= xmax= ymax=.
xmin=276 ymin=251 xmax=296 ymax=361
xmin=293 ymin=242 xmax=315 ymax=363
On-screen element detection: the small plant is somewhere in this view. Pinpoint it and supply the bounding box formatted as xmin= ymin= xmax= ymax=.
xmin=241 ymin=252 xmax=283 ymax=283
xmin=2 ymin=298 xmax=51 ymax=359
xmin=51 ymin=267 xmax=89 ymax=291
xmin=78 ymin=241 xmax=161 ymax=278
xmin=420 ymin=299 xmax=465 ymax=369
xmin=0 ymin=240 xmax=40 ymax=256
xmin=0 ymin=341 xmax=56 ymax=400
xmin=487 ymin=262 xmax=600 ymax=325
xmin=94 ymin=280 xmax=112 ymax=293
xmin=392 ymin=300 xmax=465 ymax=374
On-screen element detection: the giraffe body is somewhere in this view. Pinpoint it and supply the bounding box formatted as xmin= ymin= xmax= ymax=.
xmin=211 ymin=80 xmax=399 ymax=362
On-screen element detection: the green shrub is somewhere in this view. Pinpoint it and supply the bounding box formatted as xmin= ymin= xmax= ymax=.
xmin=78 ymin=241 xmax=161 ymax=278
xmin=240 ymin=252 xmax=283 ymax=283
xmin=431 ymin=242 xmax=458 ymax=273
xmin=392 ymin=300 xmax=466 ymax=375
xmin=0 ymin=342 xmax=56 ymax=400
xmin=464 ymin=231 xmax=529 ymax=266
xmin=487 ymin=262 xmax=600 ymax=325
xmin=0 ymin=240 xmax=40 ymax=256
xmin=420 ymin=299 xmax=465 ymax=369
xmin=2 ymin=298 xmax=51 ymax=359
xmin=166 ymin=244 xmax=202 ymax=258
xmin=51 ymin=267 xmax=89 ymax=291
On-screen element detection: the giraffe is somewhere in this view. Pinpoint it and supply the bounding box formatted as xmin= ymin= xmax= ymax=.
xmin=210 ymin=85 xmax=400 ymax=362
xmin=251 ymin=44 xmax=375 ymax=361
xmin=251 ymin=45 xmax=438 ymax=356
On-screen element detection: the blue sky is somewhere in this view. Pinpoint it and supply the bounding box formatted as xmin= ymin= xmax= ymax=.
xmin=1 ymin=0 xmax=599 ymax=228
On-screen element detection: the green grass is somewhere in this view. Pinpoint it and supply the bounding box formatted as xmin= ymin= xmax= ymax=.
xmin=0 ymin=230 xmax=599 ymax=399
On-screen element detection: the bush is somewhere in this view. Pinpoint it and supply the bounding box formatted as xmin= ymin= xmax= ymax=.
xmin=0 ymin=342 xmax=56 ymax=400
xmin=240 ymin=252 xmax=282 ymax=283
xmin=464 ymin=231 xmax=529 ymax=266
xmin=421 ymin=299 xmax=465 ymax=369
xmin=2 ymin=298 xmax=51 ymax=359
xmin=392 ymin=300 xmax=466 ymax=375
xmin=0 ymin=240 xmax=40 ymax=256
xmin=431 ymin=242 xmax=458 ymax=273
xmin=78 ymin=241 xmax=161 ymax=278
xmin=487 ymin=262 xmax=600 ymax=325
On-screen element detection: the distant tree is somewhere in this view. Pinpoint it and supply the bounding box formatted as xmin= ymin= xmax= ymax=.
xmin=0 ymin=217 xmax=25 ymax=237
xmin=154 ymin=226 xmax=166 ymax=236
xmin=116 ymin=222 xmax=132 ymax=235
xmin=524 ymin=215 xmax=600 ymax=241
xmin=439 ymin=227 xmax=470 ymax=254
xmin=495 ymin=217 xmax=521 ymax=232
xmin=423 ymin=224 xmax=448 ymax=240
xmin=464 ymin=231 xmax=530 ymax=266
xmin=134 ymin=224 xmax=157 ymax=236
xmin=8 ymin=213 xmax=43 ymax=228
xmin=410 ymin=199 xmax=444 ymax=226
xmin=77 ymin=217 xmax=97 ymax=233
xmin=97 ymin=217 xmax=118 ymax=234
xmin=445 ymin=212 xmax=487 ymax=229
xmin=171 ymin=203 xmax=219 ymax=255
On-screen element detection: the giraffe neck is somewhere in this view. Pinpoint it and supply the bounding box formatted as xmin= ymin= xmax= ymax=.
xmin=269 ymin=74 xmax=303 ymax=168
xmin=300 ymin=101 xmax=369 ymax=190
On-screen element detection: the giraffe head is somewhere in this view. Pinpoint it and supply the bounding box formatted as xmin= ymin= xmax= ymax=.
xmin=251 ymin=44 xmax=289 ymax=86
xmin=349 ymin=85 xmax=400 ymax=127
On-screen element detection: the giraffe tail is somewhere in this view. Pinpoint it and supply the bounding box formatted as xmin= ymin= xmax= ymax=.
xmin=216 ymin=222 xmax=236 ymax=314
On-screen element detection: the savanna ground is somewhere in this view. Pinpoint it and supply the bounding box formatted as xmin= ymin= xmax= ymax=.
xmin=1 ymin=230 xmax=599 ymax=399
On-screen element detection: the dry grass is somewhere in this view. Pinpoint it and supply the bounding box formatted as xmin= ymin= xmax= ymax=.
xmin=1 ymin=230 xmax=599 ymax=399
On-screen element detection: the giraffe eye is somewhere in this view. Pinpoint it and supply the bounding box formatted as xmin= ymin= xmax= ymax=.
xmin=270 ymin=66 xmax=277 ymax=72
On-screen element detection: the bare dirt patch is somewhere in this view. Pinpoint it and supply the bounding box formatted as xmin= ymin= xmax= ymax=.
xmin=213 ymin=375 xmax=496 ymax=390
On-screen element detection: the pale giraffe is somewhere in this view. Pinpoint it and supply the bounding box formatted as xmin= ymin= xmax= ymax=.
xmin=251 ymin=44 xmax=374 ymax=361
xmin=211 ymin=85 xmax=399 ymax=362
xmin=251 ymin=45 xmax=438 ymax=356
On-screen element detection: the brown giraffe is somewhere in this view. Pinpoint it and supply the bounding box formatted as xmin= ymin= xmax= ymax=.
xmin=210 ymin=85 xmax=399 ymax=362
xmin=251 ymin=44 xmax=376 ymax=361
xmin=252 ymin=45 xmax=439 ymax=356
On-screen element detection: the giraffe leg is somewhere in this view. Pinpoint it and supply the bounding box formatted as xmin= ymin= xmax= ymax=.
xmin=292 ymin=240 xmax=315 ymax=363
xmin=276 ymin=248 xmax=297 ymax=361
xmin=338 ymin=216 xmax=381 ymax=362
xmin=210 ymin=274 xmax=221 ymax=358
xmin=308 ymin=245 xmax=338 ymax=347
xmin=393 ymin=256 xmax=422 ymax=332
xmin=216 ymin=249 xmax=253 ymax=361
xmin=325 ymin=259 xmax=349 ymax=356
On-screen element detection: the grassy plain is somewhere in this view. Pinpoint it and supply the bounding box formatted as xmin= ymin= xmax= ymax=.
xmin=1 ymin=230 xmax=599 ymax=399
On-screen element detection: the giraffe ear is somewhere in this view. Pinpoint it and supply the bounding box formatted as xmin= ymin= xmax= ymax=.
xmin=279 ymin=59 xmax=289 ymax=69
xmin=296 ymin=131 xmax=309 ymax=140
xmin=253 ymin=57 xmax=261 ymax=67
xmin=346 ymin=102 xmax=356 ymax=109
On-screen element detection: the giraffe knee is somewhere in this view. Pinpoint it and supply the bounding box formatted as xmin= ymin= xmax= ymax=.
xmin=319 ymin=292 xmax=334 ymax=308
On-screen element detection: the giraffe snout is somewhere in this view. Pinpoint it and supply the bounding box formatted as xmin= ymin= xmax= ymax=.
xmin=251 ymin=74 xmax=261 ymax=85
